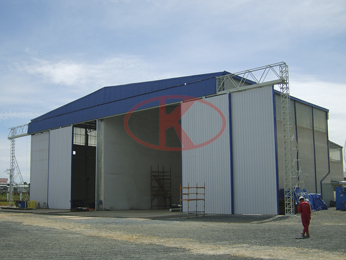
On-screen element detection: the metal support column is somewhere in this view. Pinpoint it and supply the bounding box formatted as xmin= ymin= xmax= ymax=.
xmin=95 ymin=119 xmax=104 ymax=210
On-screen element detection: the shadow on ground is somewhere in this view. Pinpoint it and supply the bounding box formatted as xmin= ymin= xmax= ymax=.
xmin=164 ymin=214 xmax=290 ymax=223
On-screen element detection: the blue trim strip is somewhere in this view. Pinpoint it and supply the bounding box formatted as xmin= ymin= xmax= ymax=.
xmin=229 ymin=93 xmax=234 ymax=214
xmin=272 ymin=87 xmax=280 ymax=215
xmin=70 ymin=127 xmax=74 ymax=210
xmin=47 ymin=130 xmax=50 ymax=209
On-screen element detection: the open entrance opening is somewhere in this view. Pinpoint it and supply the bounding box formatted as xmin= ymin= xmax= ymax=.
xmin=102 ymin=104 xmax=182 ymax=210
xmin=71 ymin=122 xmax=96 ymax=209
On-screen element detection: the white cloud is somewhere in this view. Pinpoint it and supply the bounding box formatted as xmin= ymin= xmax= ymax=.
xmin=0 ymin=53 xmax=182 ymax=125
xmin=0 ymin=110 xmax=38 ymax=122
xmin=21 ymin=56 xmax=167 ymax=91
xmin=24 ymin=59 xmax=89 ymax=86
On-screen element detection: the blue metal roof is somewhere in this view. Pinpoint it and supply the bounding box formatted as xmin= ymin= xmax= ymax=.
xmin=28 ymin=71 xmax=230 ymax=134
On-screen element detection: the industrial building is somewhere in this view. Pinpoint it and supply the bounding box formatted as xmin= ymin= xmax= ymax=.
xmin=27 ymin=63 xmax=344 ymax=215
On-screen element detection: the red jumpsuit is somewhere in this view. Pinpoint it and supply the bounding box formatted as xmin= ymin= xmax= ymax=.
xmin=298 ymin=201 xmax=311 ymax=233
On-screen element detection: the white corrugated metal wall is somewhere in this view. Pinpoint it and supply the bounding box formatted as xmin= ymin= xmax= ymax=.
xmin=30 ymin=126 xmax=73 ymax=209
xmin=231 ymin=86 xmax=278 ymax=214
xmin=30 ymin=132 xmax=49 ymax=206
xmin=181 ymin=94 xmax=231 ymax=214
xmin=47 ymin=126 xmax=73 ymax=209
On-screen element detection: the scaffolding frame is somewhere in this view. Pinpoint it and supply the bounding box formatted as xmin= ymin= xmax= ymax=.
xmin=180 ymin=183 xmax=205 ymax=218
xmin=150 ymin=165 xmax=172 ymax=209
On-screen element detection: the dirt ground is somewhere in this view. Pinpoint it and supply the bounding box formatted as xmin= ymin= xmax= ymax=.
xmin=0 ymin=207 xmax=345 ymax=259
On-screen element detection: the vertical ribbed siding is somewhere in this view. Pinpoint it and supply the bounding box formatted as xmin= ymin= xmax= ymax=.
xmin=48 ymin=126 xmax=73 ymax=209
xmin=181 ymin=94 xmax=231 ymax=214
xmin=231 ymin=87 xmax=278 ymax=214
xmin=30 ymin=132 xmax=49 ymax=205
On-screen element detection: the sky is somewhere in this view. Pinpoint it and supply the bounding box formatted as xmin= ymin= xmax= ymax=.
xmin=0 ymin=0 xmax=346 ymax=183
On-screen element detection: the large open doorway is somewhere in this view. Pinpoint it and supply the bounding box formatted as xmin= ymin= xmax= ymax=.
xmin=71 ymin=122 xmax=97 ymax=209
xmin=102 ymin=104 xmax=182 ymax=210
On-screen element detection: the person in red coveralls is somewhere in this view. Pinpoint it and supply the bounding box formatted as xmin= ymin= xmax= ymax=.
xmin=298 ymin=196 xmax=311 ymax=238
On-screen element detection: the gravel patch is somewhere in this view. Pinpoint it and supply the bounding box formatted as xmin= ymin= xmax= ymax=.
xmin=0 ymin=207 xmax=345 ymax=259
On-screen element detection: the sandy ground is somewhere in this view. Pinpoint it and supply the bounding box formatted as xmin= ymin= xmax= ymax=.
xmin=0 ymin=207 xmax=345 ymax=259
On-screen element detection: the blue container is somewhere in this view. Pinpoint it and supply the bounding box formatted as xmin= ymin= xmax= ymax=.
xmin=336 ymin=187 xmax=346 ymax=210
xmin=19 ymin=201 xmax=26 ymax=209
xmin=340 ymin=202 xmax=346 ymax=211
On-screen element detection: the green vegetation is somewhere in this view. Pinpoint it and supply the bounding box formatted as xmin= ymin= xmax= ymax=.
xmin=0 ymin=193 xmax=28 ymax=206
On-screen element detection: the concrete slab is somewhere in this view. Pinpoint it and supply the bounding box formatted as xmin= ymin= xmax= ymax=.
xmin=0 ymin=208 xmax=181 ymax=219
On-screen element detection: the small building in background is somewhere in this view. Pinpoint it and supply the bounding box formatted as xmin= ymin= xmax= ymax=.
xmin=0 ymin=178 xmax=8 ymax=184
